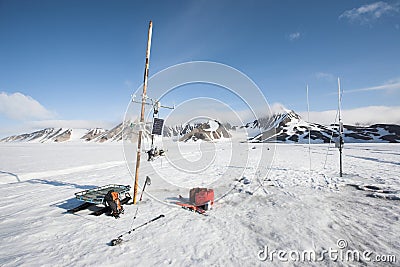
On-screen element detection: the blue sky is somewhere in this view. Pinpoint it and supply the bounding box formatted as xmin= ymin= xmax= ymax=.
xmin=1 ymin=0 xmax=399 ymax=136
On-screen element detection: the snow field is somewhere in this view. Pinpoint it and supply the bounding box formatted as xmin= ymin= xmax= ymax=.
xmin=0 ymin=142 xmax=399 ymax=266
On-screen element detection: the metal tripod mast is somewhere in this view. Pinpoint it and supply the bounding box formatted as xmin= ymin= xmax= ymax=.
xmin=306 ymin=84 xmax=311 ymax=174
xmin=338 ymin=77 xmax=343 ymax=177
xmin=133 ymin=21 xmax=153 ymax=204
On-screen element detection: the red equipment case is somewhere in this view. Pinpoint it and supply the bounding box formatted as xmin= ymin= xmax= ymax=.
xmin=189 ymin=188 xmax=214 ymax=206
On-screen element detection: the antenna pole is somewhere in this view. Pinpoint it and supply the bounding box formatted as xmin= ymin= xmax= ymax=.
xmin=133 ymin=21 xmax=153 ymax=204
xmin=338 ymin=77 xmax=343 ymax=177
xmin=306 ymin=85 xmax=311 ymax=174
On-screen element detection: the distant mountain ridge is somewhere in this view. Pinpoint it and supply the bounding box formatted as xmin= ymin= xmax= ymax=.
xmin=1 ymin=110 xmax=399 ymax=143
xmin=0 ymin=128 xmax=107 ymax=143
xmin=242 ymin=109 xmax=400 ymax=143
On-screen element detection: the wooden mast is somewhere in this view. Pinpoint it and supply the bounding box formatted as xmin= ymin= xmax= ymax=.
xmin=133 ymin=21 xmax=153 ymax=204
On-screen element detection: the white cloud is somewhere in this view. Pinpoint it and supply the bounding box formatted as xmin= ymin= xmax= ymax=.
xmin=343 ymin=81 xmax=400 ymax=94
xmin=384 ymin=77 xmax=400 ymax=85
xmin=339 ymin=1 xmax=399 ymax=24
xmin=0 ymin=92 xmax=55 ymax=121
xmin=288 ymin=32 xmax=301 ymax=41
xmin=315 ymin=72 xmax=335 ymax=81
xmin=270 ymin=102 xmax=290 ymax=114
xmin=299 ymin=106 xmax=400 ymax=125
xmin=325 ymin=78 xmax=400 ymax=95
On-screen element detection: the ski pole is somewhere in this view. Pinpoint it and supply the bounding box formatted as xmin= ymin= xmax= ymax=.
xmin=111 ymin=214 xmax=165 ymax=246
xmin=129 ymin=176 xmax=152 ymax=230
xmin=139 ymin=176 xmax=151 ymax=201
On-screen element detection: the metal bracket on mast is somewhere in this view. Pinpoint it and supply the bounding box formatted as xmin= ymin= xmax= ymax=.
xmin=131 ymin=96 xmax=175 ymax=114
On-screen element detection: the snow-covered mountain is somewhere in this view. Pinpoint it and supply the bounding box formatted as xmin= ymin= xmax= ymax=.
xmin=178 ymin=120 xmax=231 ymax=142
xmin=159 ymin=120 xmax=231 ymax=141
xmin=162 ymin=124 xmax=191 ymax=138
xmin=81 ymin=128 xmax=107 ymax=141
xmin=0 ymin=128 xmax=106 ymax=143
xmin=94 ymin=123 xmax=124 ymax=143
xmin=243 ymin=109 xmax=400 ymax=143
xmin=2 ymin=110 xmax=399 ymax=143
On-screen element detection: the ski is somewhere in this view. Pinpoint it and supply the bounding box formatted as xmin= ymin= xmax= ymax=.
xmin=91 ymin=196 xmax=131 ymax=216
xmin=110 ymin=214 xmax=165 ymax=246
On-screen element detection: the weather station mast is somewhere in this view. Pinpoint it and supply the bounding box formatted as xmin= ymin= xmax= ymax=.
xmin=133 ymin=21 xmax=153 ymax=204
xmin=132 ymin=21 xmax=174 ymax=204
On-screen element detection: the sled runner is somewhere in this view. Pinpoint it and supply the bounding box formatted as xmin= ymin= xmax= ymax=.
xmin=175 ymin=202 xmax=207 ymax=216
